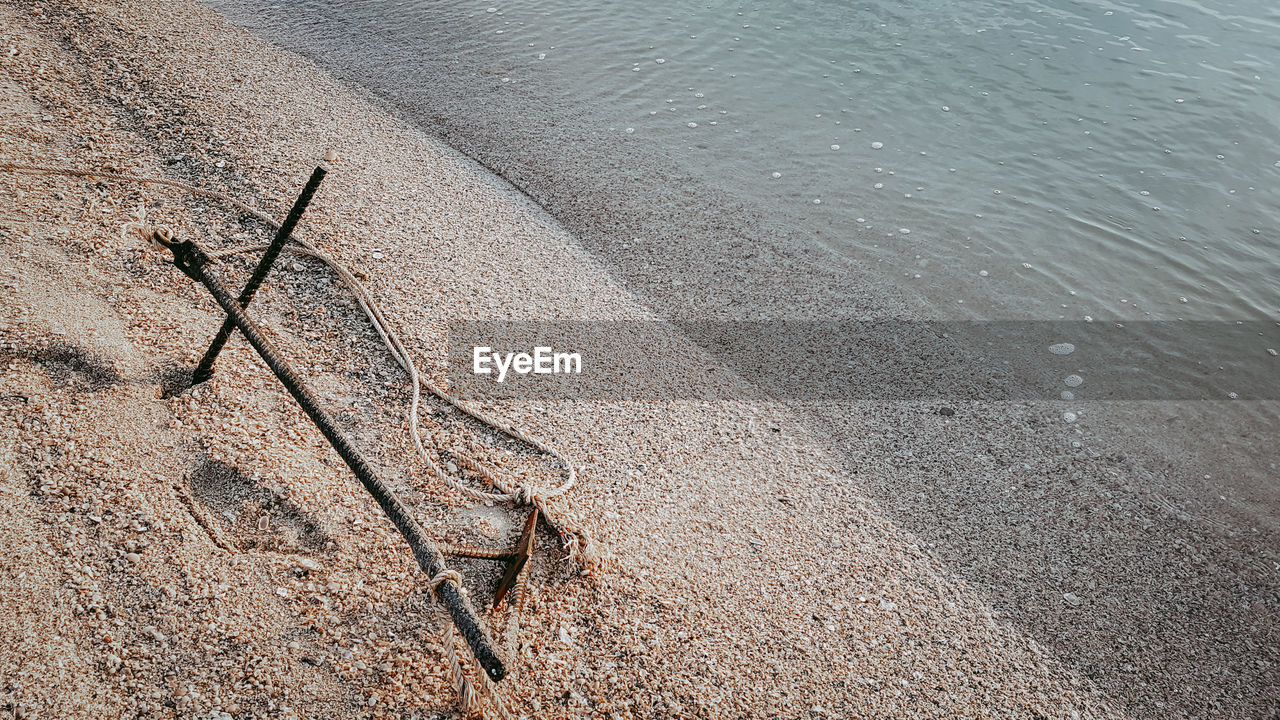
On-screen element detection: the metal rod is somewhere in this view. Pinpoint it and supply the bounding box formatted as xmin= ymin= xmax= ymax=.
xmin=190 ymin=166 xmax=327 ymax=386
xmin=164 ymin=236 xmax=507 ymax=682
xmin=493 ymin=508 xmax=537 ymax=609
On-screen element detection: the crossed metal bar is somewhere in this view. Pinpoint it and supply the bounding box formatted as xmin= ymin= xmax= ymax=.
xmin=159 ymin=168 xmax=509 ymax=682
xmin=189 ymin=166 xmax=327 ymax=385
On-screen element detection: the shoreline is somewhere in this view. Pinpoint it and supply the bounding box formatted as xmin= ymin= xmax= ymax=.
xmin=200 ymin=3 xmax=1280 ymax=716
xmin=0 ymin=2 xmax=1275 ymax=720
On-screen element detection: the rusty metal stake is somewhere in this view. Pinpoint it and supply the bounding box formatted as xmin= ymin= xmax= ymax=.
xmin=190 ymin=166 xmax=326 ymax=386
xmin=493 ymin=508 xmax=538 ymax=609
xmin=160 ymin=234 xmax=506 ymax=682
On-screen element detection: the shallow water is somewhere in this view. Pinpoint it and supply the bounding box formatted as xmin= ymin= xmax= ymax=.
xmin=210 ymin=0 xmax=1279 ymax=326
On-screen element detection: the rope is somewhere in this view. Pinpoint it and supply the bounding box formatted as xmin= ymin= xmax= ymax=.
xmin=1 ymin=161 xmax=606 ymax=718
xmin=443 ymin=625 xmax=513 ymax=720
xmin=427 ymin=569 xmax=465 ymax=597
xmin=0 ymin=161 xmax=602 ymax=568
xmin=432 ymin=569 xmax=512 ymax=720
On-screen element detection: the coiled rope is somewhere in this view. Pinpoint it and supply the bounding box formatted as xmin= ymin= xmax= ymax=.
xmin=1 ymin=161 xmax=605 ymax=718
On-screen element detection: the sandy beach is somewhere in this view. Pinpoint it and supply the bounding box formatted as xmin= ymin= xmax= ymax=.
xmin=1 ymin=1 xmax=1275 ymax=719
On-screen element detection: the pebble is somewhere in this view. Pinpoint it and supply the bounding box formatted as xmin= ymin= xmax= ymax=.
xmin=1063 ymin=592 xmax=1083 ymax=606
xmin=830 ymin=144 xmax=840 ymax=150
xmin=1048 ymin=342 xmax=1075 ymax=356
xmin=1064 ymin=374 xmax=1083 ymax=387
xmin=871 ymin=141 xmax=883 ymax=149
xmin=1061 ymin=391 xmax=1074 ymax=400
xmin=1062 ymin=412 xmax=1078 ymax=423
xmin=125 ymin=552 xmax=141 ymax=564
xmin=771 ymin=171 xmax=781 ymax=178
xmin=978 ymin=270 xmax=989 ymax=277
xmin=1268 ymin=348 xmax=1277 ymax=356
xmin=324 ymin=148 xmax=339 ymax=162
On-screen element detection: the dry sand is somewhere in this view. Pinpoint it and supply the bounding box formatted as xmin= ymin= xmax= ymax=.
xmin=0 ymin=1 xmax=1275 ymax=719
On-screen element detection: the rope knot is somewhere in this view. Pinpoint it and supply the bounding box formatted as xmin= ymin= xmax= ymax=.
xmin=121 ymin=219 xmax=174 ymax=250
xmin=427 ymin=568 xmax=463 ymax=598
xmin=514 ymin=485 xmax=539 ymax=507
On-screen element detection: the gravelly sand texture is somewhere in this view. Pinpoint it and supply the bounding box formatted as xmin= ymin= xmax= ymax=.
xmin=0 ymin=2 xmax=1274 ymax=719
